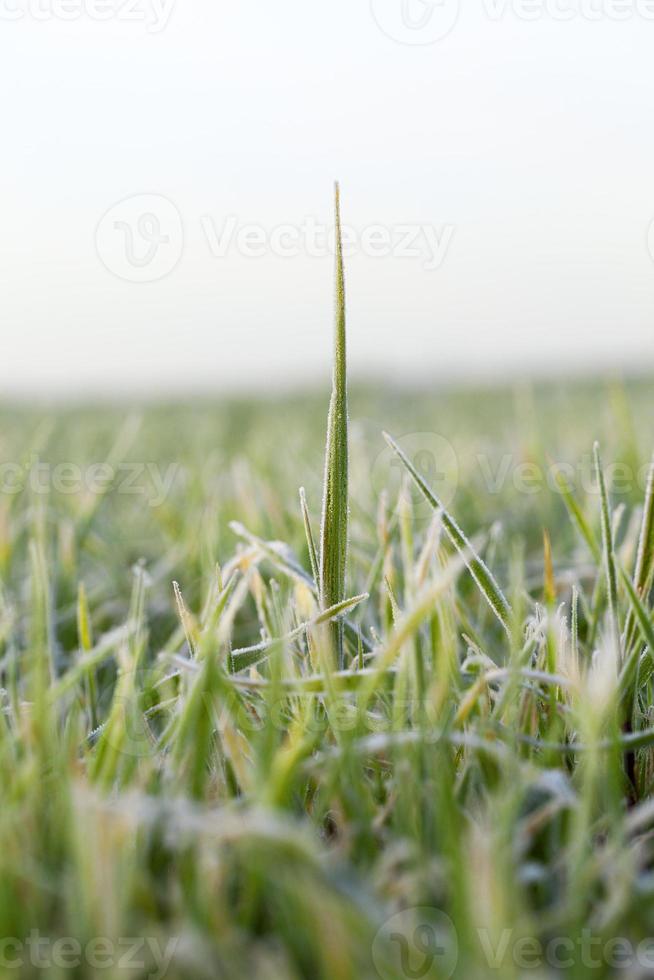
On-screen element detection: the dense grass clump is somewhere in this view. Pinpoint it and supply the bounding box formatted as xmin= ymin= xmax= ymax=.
xmin=1 ymin=375 xmax=654 ymax=977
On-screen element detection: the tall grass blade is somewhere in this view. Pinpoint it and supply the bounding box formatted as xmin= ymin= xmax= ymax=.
xmin=319 ymin=182 xmax=349 ymax=665
xmin=624 ymin=452 xmax=654 ymax=655
xmin=552 ymin=466 xmax=601 ymax=562
xmin=173 ymin=580 xmax=197 ymax=658
xmin=594 ymin=442 xmax=621 ymax=658
xmin=299 ymin=487 xmax=319 ymax=586
xmin=383 ymin=431 xmax=512 ymax=633
xmin=77 ymin=581 xmax=98 ymax=729
xmin=618 ymin=567 xmax=654 ymax=699
xmin=543 ymin=529 xmax=556 ymax=605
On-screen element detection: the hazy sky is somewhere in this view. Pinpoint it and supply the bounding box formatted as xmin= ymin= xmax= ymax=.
xmin=2 ymin=0 xmax=654 ymax=396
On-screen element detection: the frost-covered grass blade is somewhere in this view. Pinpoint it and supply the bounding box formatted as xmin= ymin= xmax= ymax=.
xmin=319 ymin=182 xmax=349 ymax=666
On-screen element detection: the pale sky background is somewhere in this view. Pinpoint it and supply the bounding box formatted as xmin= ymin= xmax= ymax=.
xmin=2 ymin=0 xmax=654 ymax=396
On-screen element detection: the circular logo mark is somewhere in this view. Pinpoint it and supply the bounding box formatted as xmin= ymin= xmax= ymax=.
xmin=372 ymin=907 xmax=458 ymax=980
xmin=95 ymin=194 xmax=183 ymax=283
xmin=371 ymin=432 xmax=459 ymax=527
xmin=370 ymin=0 xmax=460 ymax=45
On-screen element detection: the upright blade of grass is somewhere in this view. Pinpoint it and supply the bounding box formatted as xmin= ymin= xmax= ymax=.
xmin=77 ymin=581 xmax=98 ymax=730
xmin=319 ymin=182 xmax=349 ymax=666
xmin=552 ymin=465 xmax=601 ymax=563
xmin=91 ymin=564 xmax=150 ymax=787
xmin=618 ymin=567 xmax=654 ymax=700
xmin=27 ymin=530 xmax=56 ymax=762
xmin=170 ymin=592 xmax=251 ymax=798
xmin=543 ymin=529 xmax=556 ymax=606
xmin=383 ymin=432 xmax=512 ymax=634
xmin=173 ymin=580 xmax=197 ymax=658
xmin=594 ymin=443 xmax=621 ymax=659
xmin=29 ymin=532 xmax=55 ymax=687
xmin=571 ymin=585 xmax=579 ymax=663
xmin=77 ymin=581 xmax=93 ymax=653
xmin=632 ymin=453 xmax=654 ymax=593
xmin=299 ymin=487 xmax=319 ymax=586
xmin=624 ymin=452 xmax=654 ymax=656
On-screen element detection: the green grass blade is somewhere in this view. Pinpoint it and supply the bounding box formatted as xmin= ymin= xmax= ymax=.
xmin=299 ymin=487 xmax=319 ymax=586
xmin=319 ymin=182 xmax=349 ymax=665
xmin=571 ymin=584 xmax=579 ymax=663
xmin=552 ymin=465 xmax=601 ymax=562
xmin=76 ymin=581 xmax=98 ymax=729
xmin=383 ymin=431 xmax=512 ymax=634
xmin=624 ymin=452 xmax=654 ymax=655
xmin=618 ymin=566 xmax=654 ymax=700
xmin=593 ymin=442 xmax=621 ymax=658
xmin=173 ymin=580 xmax=197 ymax=658
xmin=632 ymin=453 xmax=654 ymax=593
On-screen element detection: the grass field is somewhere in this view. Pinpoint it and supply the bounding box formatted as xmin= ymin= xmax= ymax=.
xmin=2 ymin=194 xmax=654 ymax=980
xmin=2 ymin=370 xmax=654 ymax=978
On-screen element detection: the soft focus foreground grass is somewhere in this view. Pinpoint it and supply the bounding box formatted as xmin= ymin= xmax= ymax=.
xmin=1 ymin=379 xmax=654 ymax=978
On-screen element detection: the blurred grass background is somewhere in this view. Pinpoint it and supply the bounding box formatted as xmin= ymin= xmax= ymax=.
xmin=0 ymin=377 xmax=653 ymax=979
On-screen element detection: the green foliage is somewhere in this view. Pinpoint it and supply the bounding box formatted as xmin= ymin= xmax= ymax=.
xmin=1 ymin=251 xmax=654 ymax=974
